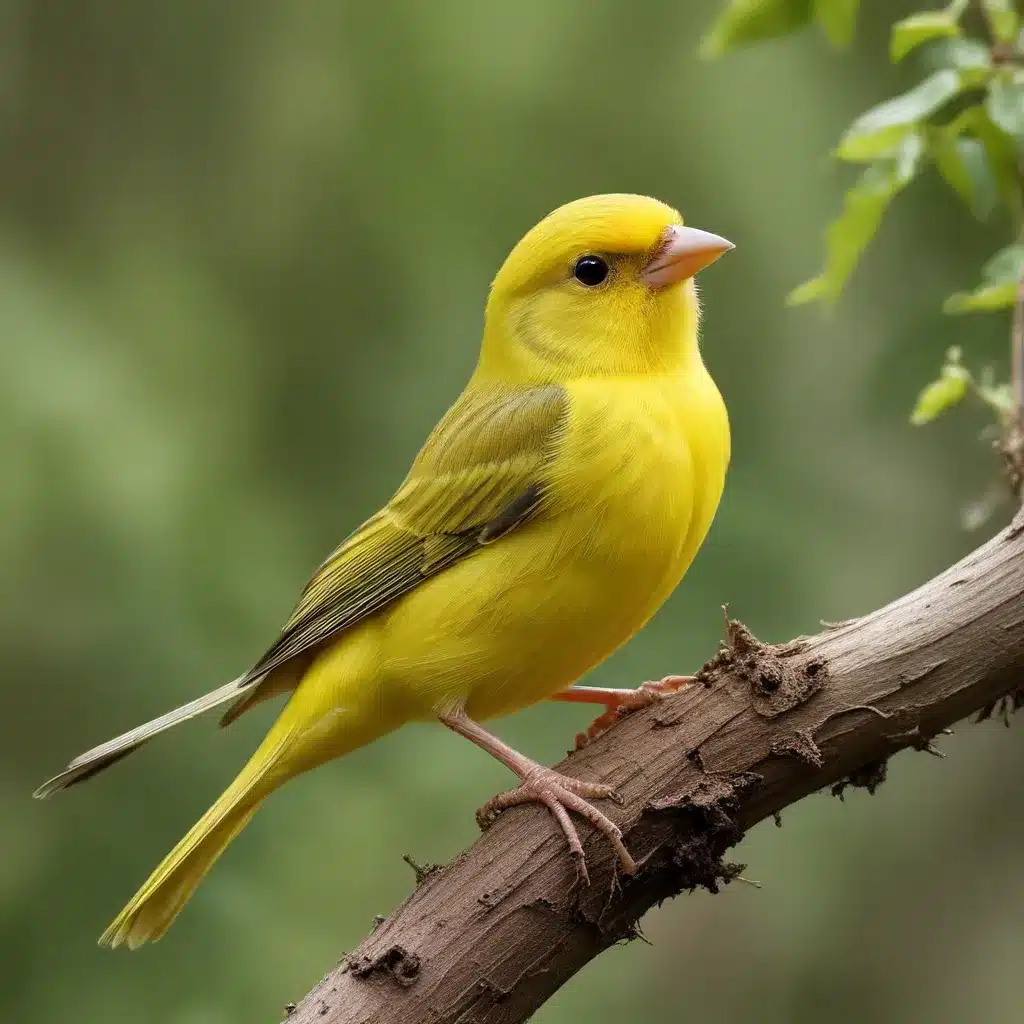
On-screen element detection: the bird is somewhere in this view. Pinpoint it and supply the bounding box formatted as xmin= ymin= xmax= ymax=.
xmin=34 ymin=193 xmax=733 ymax=948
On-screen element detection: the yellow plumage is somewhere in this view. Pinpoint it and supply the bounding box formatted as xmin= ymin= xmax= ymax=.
xmin=35 ymin=193 xmax=733 ymax=947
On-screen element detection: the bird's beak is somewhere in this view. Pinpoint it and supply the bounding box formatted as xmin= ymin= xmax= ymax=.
xmin=640 ymin=225 xmax=734 ymax=290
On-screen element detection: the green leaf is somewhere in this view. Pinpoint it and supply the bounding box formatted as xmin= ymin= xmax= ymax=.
xmin=985 ymin=74 xmax=1024 ymax=141
xmin=890 ymin=11 xmax=960 ymax=63
xmin=813 ymin=0 xmax=858 ymax=48
xmin=836 ymin=70 xmax=964 ymax=161
xmin=982 ymin=0 xmax=1020 ymax=44
xmin=945 ymin=104 xmax=1021 ymax=209
xmin=700 ymin=0 xmax=814 ymax=58
xmin=926 ymin=36 xmax=990 ymax=76
xmin=982 ymin=242 xmax=1024 ymax=281
xmin=946 ymin=243 xmax=1024 ymax=312
xmin=944 ymin=281 xmax=1017 ymax=312
xmin=931 ymin=130 xmax=997 ymax=218
xmin=789 ymin=133 xmax=925 ymax=305
xmin=976 ymin=379 xmax=1015 ymax=416
xmin=910 ymin=364 xmax=970 ymax=424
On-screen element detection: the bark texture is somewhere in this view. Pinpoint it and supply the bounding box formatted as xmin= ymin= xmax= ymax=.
xmin=286 ymin=511 xmax=1024 ymax=1024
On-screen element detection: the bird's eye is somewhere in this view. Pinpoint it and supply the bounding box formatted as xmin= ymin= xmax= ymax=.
xmin=573 ymin=255 xmax=609 ymax=287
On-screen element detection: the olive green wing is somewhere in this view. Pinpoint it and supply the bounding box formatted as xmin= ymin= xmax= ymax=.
xmin=237 ymin=381 xmax=569 ymax=692
xmin=33 ymin=382 xmax=569 ymax=794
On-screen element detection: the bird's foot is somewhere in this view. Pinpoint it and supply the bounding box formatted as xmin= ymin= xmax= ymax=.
xmin=573 ymin=675 xmax=694 ymax=750
xmin=476 ymin=767 xmax=634 ymax=884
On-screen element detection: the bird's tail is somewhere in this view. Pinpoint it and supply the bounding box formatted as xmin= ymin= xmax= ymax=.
xmin=98 ymin=646 xmax=397 ymax=948
xmin=99 ymin=726 xmax=293 ymax=949
xmin=33 ymin=675 xmax=260 ymax=799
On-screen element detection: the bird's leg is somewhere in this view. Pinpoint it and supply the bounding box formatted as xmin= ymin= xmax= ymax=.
xmin=438 ymin=710 xmax=635 ymax=883
xmin=551 ymin=675 xmax=696 ymax=749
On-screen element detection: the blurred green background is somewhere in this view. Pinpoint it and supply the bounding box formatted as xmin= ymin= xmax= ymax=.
xmin=2 ymin=1 xmax=1022 ymax=1021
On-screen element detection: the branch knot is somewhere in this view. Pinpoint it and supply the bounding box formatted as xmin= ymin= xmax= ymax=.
xmin=697 ymin=617 xmax=828 ymax=718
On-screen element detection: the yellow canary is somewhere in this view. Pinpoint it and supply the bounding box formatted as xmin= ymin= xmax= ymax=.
xmin=35 ymin=193 xmax=732 ymax=948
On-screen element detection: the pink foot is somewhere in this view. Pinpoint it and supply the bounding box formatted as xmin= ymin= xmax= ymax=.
xmin=477 ymin=766 xmax=635 ymax=883
xmin=574 ymin=675 xmax=695 ymax=750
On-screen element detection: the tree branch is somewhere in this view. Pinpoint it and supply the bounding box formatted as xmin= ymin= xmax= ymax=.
xmin=287 ymin=510 xmax=1024 ymax=1024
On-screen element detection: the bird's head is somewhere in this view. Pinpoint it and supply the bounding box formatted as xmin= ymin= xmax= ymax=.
xmin=478 ymin=194 xmax=732 ymax=382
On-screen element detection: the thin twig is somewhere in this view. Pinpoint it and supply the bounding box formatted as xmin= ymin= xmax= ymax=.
xmin=1012 ymin=272 xmax=1024 ymax=419
xmin=997 ymin=272 xmax=1024 ymax=499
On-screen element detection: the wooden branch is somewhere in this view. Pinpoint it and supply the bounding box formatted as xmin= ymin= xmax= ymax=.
xmin=1003 ymin=273 xmax=1024 ymax=497
xmin=286 ymin=511 xmax=1024 ymax=1024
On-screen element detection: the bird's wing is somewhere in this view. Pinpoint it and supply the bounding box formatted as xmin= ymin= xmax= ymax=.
xmin=241 ymin=381 xmax=569 ymax=684
xmin=34 ymin=382 xmax=570 ymax=794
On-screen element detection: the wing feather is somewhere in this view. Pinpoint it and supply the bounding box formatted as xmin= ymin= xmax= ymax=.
xmin=239 ymin=382 xmax=568 ymax=686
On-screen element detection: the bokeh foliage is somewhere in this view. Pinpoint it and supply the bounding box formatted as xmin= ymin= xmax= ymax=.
xmin=2 ymin=2 xmax=1023 ymax=1023
xmin=708 ymin=0 xmax=1024 ymax=446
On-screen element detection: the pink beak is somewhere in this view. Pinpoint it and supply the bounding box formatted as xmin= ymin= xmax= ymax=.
xmin=640 ymin=225 xmax=734 ymax=289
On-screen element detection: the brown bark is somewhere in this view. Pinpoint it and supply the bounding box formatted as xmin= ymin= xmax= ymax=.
xmin=286 ymin=510 xmax=1024 ymax=1024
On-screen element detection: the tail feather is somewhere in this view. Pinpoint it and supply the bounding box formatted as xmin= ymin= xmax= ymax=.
xmin=218 ymin=661 xmax=305 ymax=728
xmin=33 ymin=675 xmax=260 ymax=799
xmin=99 ymin=731 xmax=291 ymax=949
xmin=67 ymin=635 xmax=396 ymax=948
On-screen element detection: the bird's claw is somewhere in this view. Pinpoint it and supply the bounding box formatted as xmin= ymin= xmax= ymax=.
xmin=475 ymin=766 xmax=635 ymax=879
xmin=574 ymin=674 xmax=695 ymax=750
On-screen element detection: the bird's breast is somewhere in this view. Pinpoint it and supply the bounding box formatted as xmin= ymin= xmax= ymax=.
xmin=375 ymin=370 xmax=728 ymax=721
xmin=551 ymin=374 xmax=719 ymax=594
